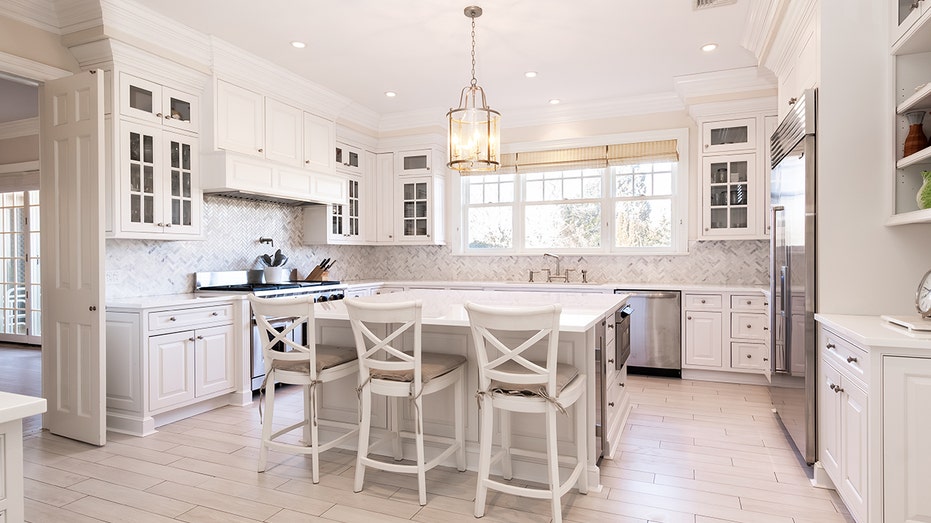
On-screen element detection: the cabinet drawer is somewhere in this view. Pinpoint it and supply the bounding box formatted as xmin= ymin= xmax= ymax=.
xmin=820 ymin=328 xmax=870 ymax=388
xmin=731 ymin=312 xmax=768 ymax=340
xmin=731 ymin=342 xmax=768 ymax=371
xmin=730 ymin=294 xmax=768 ymax=311
xmin=148 ymin=304 xmax=234 ymax=332
xmin=684 ymin=294 xmax=723 ymax=309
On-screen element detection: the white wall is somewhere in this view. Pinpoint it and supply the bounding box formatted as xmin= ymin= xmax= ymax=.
xmin=818 ymin=1 xmax=931 ymax=314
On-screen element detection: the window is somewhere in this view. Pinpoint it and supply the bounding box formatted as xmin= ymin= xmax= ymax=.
xmin=459 ymin=131 xmax=688 ymax=255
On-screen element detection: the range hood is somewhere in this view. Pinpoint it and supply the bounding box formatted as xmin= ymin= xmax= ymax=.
xmin=201 ymin=151 xmax=347 ymax=206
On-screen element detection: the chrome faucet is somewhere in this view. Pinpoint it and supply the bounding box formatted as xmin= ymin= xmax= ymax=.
xmin=543 ymin=253 xmax=568 ymax=282
xmin=543 ymin=253 xmax=560 ymax=275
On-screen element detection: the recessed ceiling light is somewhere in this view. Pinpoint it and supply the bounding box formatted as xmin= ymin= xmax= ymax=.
xmin=701 ymin=43 xmax=718 ymax=52
xmin=290 ymin=41 xmax=306 ymax=49
xmin=385 ymin=91 xmax=397 ymax=98
xmin=525 ymin=71 xmax=538 ymax=78
xmin=548 ymin=99 xmax=561 ymax=105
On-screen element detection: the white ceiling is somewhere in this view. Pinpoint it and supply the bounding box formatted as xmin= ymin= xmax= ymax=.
xmin=138 ymin=0 xmax=763 ymax=120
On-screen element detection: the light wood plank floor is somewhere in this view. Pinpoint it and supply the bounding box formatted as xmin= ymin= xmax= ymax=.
xmin=15 ymin=370 xmax=854 ymax=522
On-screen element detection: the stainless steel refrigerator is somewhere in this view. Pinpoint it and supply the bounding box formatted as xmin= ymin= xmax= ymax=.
xmin=769 ymin=88 xmax=817 ymax=465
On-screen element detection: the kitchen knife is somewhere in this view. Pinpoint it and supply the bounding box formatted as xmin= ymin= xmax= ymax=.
xmin=319 ymin=258 xmax=330 ymax=269
xmin=324 ymin=260 xmax=336 ymax=271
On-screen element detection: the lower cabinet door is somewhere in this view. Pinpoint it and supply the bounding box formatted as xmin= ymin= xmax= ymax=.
xmin=148 ymin=330 xmax=195 ymax=411
xmin=684 ymin=311 xmax=722 ymax=368
xmin=883 ymin=356 xmax=931 ymax=523
xmin=841 ymin=381 xmax=868 ymax=523
xmin=194 ymin=324 xmax=235 ymax=397
xmin=818 ymin=358 xmax=842 ymax=481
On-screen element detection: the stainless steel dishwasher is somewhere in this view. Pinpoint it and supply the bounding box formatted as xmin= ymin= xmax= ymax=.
xmin=613 ymin=289 xmax=681 ymax=378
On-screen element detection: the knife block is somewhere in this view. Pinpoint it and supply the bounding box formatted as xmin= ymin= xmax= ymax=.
xmin=305 ymin=267 xmax=329 ymax=281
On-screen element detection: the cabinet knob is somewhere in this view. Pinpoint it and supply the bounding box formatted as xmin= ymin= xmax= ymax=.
xmin=763 ymin=326 xmax=769 ymax=330
xmin=608 ymin=359 xmax=614 ymax=364
xmin=829 ymin=383 xmax=836 ymax=390
xmin=156 ymin=112 xmax=163 ymax=118
xmin=846 ymin=356 xmax=858 ymax=364
xmin=157 ymin=222 xmax=165 ymax=227
xmin=89 ymin=305 xmax=97 ymax=311
xmin=388 ymin=235 xmax=393 ymax=238
xmin=164 ymin=115 xmax=171 ymax=120
xmin=746 ymin=324 xmax=752 ymax=329
xmin=188 ymin=337 xmax=195 ymax=341
xmin=746 ymin=354 xmax=752 ymax=359
xmin=169 ymin=317 xmax=176 ymax=321
xmin=788 ymin=97 xmax=798 ymax=106
xmin=913 ymin=1 xmax=921 ymax=8
xmin=197 ymin=335 xmax=204 ymax=340
xmin=305 ymin=160 xmax=310 ymax=164
xmin=834 ymin=386 xmax=844 ymax=394
xmin=607 ymin=324 xmax=614 ymax=329
xmin=211 ymin=312 xmax=219 ymax=316
xmin=608 ymin=402 xmax=615 ymax=407
xmin=704 ymin=144 xmax=709 ymax=149
xmin=700 ymin=299 xmax=706 ymax=304
xmin=618 ymin=382 xmax=625 ymax=387
xmin=704 ymin=227 xmax=709 ymax=231
xmin=826 ymin=342 xmax=836 ymax=349
xmin=746 ymin=300 xmax=752 ymax=305
xmin=763 ymin=357 xmax=769 ymax=362
xmin=687 ymin=316 xmax=692 ymax=320
xmin=164 ymin=223 xmax=172 ymax=228
xmin=258 ymin=148 xmax=263 ymax=153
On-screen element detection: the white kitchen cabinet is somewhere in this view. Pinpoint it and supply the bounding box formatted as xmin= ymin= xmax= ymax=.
xmin=396 ymin=148 xmax=435 ymax=176
xmin=303 ymin=173 xmax=363 ymax=245
xmin=119 ymin=72 xmax=198 ymax=133
xmin=374 ymin=152 xmax=396 ymax=243
xmin=0 ymin=392 xmax=45 ymax=523
xmin=105 ymin=300 xmax=241 ymax=436
xmin=264 ymin=98 xmax=303 ymax=168
xmin=397 ymin=176 xmax=445 ymax=244
xmin=701 ymin=117 xmax=756 ymax=154
xmin=335 ymin=141 xmax=362 ymax=174
xmin=892 ymin=0 xmax=931 ymax=48
xmin=303 ymin=112 xmax=336 ymax=173
xmin=110 ymin=120 xmax=201 ymax=239
xmin=684 ymin=310 xmax=723 ymax=368
xmin=216 ymin=80 xmax=265 ymax=157
xmin=701 ymin=153 xmax=756 ymax=238
xmin=817 ymin=325 xmax=869 ymax=523
xmin=202 ymin=152 xmax=347 ymax=205
xmin=882 ymin=355 xmax=931 ymax=523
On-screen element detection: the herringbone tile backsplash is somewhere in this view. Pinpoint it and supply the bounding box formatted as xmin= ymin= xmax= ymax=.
xmin=106 ymin=196 xmax=769 ymax=299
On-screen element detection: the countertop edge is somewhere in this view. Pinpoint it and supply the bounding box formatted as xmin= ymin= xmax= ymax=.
xmin=815 ymin=313 xmax=931 ymax=351
xmin=0 ymin=391 xmax=47 ymax=424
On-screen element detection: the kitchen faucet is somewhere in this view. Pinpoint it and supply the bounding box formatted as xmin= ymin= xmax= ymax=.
xmin=543 ymin=253 xmax=568 ymax=282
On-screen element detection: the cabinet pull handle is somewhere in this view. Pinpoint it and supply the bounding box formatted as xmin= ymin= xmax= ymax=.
xmin=608 ymin=402 xmax=615 ymax=407
xmin=788 ymin=97 xmax=798 ymax=106
xmin=913 ymin=1 xmax=920 ymax=8
xmin=607 ymin=324 xmax=614 ymax=329
xmin=846 ymin=356 xmax=858 ymax=363
xmin=763 ymin=357 xmax=769 ymax=362
xmin=188 ymin=337 xmax=195 ymax=341
xmin=618 ymin=382 xmax=625 ymax=387
xmin=834 ymin=386 xmax=844 ymax=394
xmin=157 ymin=222 xmax=164 ymax=227
xmin=763 ymin=326 xmax=769 ymax=330
xmin=169 ymin=317 xmax=176 ymax=321
xmin=156 ymin=112 xmax=163 ymax=118
xmin=826 ymin=342 xmax=835 ymax=349
xmin=608 ymin=358 xmax=614 ymax=364
xmin=164 ymin=115 xmax=171 ymax=120
xmin=197 ymin=335 xmax=204 ymax=340
xmin=89 ymin=305 xmax=97 ymax=311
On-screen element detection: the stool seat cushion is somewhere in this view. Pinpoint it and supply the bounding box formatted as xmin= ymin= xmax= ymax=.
xmin=488 ymin=361 xmax=580 ymax=396
xmin=269 ymin=345 xmax=357 ymax=374
xmin=370 ymin=352 xmax=467 ymax=383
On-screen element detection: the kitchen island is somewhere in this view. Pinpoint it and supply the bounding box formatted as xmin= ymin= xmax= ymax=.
xmin=1 ymin=392 xmax=46 ymax=522
xmin=313 ymin=288 xmax=628 ymax=489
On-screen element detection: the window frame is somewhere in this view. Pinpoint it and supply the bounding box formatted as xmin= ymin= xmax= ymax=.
xmin=453 ymin=129 xmax=690 ymax=256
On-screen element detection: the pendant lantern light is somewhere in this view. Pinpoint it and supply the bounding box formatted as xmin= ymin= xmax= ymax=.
xmin=447 ymin=6 xmax=501 ymax=173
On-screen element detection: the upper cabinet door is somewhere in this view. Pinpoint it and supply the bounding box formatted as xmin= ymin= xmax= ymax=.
xmin=396 ymin=149 xmax=433 ymax=176
xmin=119 ymin=73 xmax=198 ymax=134
xmin=335 ymin=142 xmax=363 ymax=175
xmin=264 ymin=98 xmax=303 ymax=168
xmin=701 ymin=117 xmax=757 ymax=154
xmin=216 ymin=80 xmax=265 ymax=157
xmin=303 ymin=112 xmax=336 ymax=173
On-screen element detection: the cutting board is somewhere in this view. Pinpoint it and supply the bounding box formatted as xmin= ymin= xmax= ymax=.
xmin=881 ymin=314 xmax=931 ymax=332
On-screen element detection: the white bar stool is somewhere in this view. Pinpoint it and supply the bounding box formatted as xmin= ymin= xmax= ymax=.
xmin=249 ymin=294 xmax=359 ymax=482
xmin=345 ymin=298 xmax=467 ymax=506
xmin=465 ymin=301 xmax=588 ymax=523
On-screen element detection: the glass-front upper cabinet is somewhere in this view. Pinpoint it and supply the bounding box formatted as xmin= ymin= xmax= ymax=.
xmin=701 ymin=117 xmax=756 ymax=154
xmin=335 ymin=142 xmax=362 ymax=174
xmin=702 ymin=154 xmax=756 ymax=237
xmin=396 ymin=149 xmax=433 ymax=176
xmin=892 ymin=0 xmax=931 ymax=47
xmin=119 ymin=72 xmax=198 ymax=133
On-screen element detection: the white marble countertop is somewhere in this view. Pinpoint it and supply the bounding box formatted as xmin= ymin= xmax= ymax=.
xmin=107 ymin=293 xmax=243 ymax=310
xmin=316 ymin=288 xmax=627 ymax=333
xmin=815 ymin=314 xmax=931 ymax=351
xmin=0 ymin=391 xmax=46 ymax=424
xmin=342 ymin=279 xmax=767 ymax=294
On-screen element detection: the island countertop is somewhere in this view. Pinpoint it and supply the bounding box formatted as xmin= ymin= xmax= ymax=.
xmin=316 ymin=288 xmax=628 ymax=332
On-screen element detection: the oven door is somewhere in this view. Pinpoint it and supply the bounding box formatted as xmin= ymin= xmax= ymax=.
xmin=251 ymin=316 xmax=305 ymax=391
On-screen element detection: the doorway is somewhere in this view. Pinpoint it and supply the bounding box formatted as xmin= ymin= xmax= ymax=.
xmin=0 ymin=189 xmax=40 ymax=345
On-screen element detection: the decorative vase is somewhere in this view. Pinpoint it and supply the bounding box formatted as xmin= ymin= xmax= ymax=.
xmin=904 ymin=111 xmax=929 ymax=157
xmin=918 ymin=171 xmax=931 ymax=210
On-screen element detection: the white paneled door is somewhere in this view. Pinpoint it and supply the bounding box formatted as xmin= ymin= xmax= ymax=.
xmin=40 ymin=70 xmax=106 ymax=446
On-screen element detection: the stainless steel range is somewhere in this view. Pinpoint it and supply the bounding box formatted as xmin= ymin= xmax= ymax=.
xmin=194 ymin=271 xmax=347 ymax=390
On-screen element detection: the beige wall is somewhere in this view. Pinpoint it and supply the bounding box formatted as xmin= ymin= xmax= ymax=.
xmin=0 ymin=15 xmax=79 ymax=74
xmin=0 ymin=135 xmax=39 ymax=164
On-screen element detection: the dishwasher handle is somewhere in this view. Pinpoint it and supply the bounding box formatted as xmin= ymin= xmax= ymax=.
xmin=614 ymin=290 xmax=679 ymax=299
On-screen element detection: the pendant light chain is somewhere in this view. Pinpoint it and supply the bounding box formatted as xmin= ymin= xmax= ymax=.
xmin=470 ymin=17 xmax=477 ymax=87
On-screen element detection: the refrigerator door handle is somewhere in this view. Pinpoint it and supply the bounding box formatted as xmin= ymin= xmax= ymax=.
xmin=770 ymin=205 xmax=786 ymax=376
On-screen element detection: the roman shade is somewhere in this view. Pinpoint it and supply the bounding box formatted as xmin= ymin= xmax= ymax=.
xmin=497 ymin=139 xmax=679 ymax=174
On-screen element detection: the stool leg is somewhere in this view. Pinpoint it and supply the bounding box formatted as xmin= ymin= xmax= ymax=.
xmin=455 ymin=368 xmax=466 ymax=472
xmin=354 ymin=383 xmax=372 ymax=493
xmin=474 ymin=396 xmax=493 ymax=518
xmin=258 ymin=375 xmax=275 ymax=472
xmin=546 ymin=404 xmax=562 ymax=523
xmin=391 ymin=395 xmax=403 ymax=461
xmin=414 ymin=392 xmax=427 ymax=506
xmin=575 ymin=398 xmax=588 ymax=494
xmin=500 ymin=409 xmax=512 ymax=481
xmin=309 ymin=384 xmax=321 ymax=484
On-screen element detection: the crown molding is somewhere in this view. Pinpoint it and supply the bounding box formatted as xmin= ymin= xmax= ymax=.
xmin=507 ymin=92 xmax=686 ymax=128
xmin=674 ymin=66 xmax=777 ymax=102
xmin=687 ymin=96 xmax=778 ymax=120
xmin=55 ymin=0 xmax=102 ymax=35
xmin=0 ymin=50 xmax=71 ymax=81
xmin=98 ymin=0 xmax=210 ymax=69
xmin=762 ymin=0 xmax=818 ymax=79
xmin=0 ymin=0 xmax=60 ymax=33
xmin=0 ymin=118 xmax=38 ymax=139
xmin=740 ymin=0 xmax=789 ymax=69
xmin=107 ymin=39 xmax=209 ymax=92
